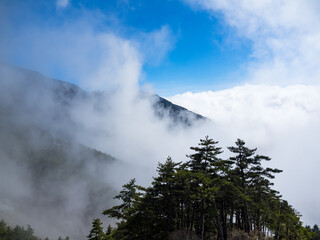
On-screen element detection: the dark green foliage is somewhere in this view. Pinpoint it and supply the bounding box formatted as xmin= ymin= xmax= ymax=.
xmin=227 ymin=139 xmax=283 ymax=235
xmin=0 ymin=220 xmax=73 ymax=240
xmin=103 ymin=179 xmax=142 ymax=221
xmin=0 ymin=219 xmax=41 ymax=240
xmin=105 ymin=225 xmax=114 ymax=240
xmin=102 ymin=136 xmax=315 ymax=240
xmin=88 ymin=218 xmax=106 ymax=240
xmin=309 ymin=224 xmax=320 ymax=240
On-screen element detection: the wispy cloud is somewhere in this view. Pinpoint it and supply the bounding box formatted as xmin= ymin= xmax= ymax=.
xmin=183 ymin=0 xmax=320 ymax=85
xmin=0 ymin=5 xmax=175 ymax=91
xmin=137 ymin=25 xmax=176 ymax=66
xmin=56 ymin=0 xmax=69 ymax=9
xmin=1 ymin=11 xmax=142 ymax=92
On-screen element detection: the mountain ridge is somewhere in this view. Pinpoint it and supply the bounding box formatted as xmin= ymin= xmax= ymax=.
xmin=0 ymin=63 xmax=206 ymax=239
xmin=0 ymin=63 xmax=206 ymax=127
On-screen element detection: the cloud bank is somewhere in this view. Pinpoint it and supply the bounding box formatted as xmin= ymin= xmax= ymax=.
xmin=170 ymin=0 xmax=320 ymax=226
xmin=168 ymin=84 xmax=320 ymax=226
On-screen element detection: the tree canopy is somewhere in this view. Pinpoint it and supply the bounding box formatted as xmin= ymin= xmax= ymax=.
xmin=102 ymin=137 xmax=316 ymax=240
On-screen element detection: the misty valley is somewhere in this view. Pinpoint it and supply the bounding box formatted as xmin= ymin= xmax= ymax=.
xmin=0 ymin=64 xmax=319 ymax=240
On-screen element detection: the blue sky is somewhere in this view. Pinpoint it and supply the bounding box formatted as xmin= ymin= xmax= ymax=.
xmin=0 ymin=0 xmax=252 ymax=95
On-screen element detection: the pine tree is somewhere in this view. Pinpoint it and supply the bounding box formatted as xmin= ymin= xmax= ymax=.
xmin=103 ymin=179 xmax=145 ymax=240
xmin=105 ymin=224 xmax=113 ymax=240
xmin=106 ymin=224 xmax=113 ymax=235
xmin=186 ymin=136 xmax=228 ymax=240
xmin=151 ymin=156 xmax=180 ymax=231
xmin=87 ymin=218 xmax=106 ymax=240
xmin=311 ymin=224 xmax=320 ymax=240
xmin=228 ymin=139 xmax=282 ymax=234
xmin=102 ymin=136 xmax=312 ymax=240
xmin=186 ymin=136 xmax=224 ymax=174
xmin=103 ymin=178 xmax=142 ymax=220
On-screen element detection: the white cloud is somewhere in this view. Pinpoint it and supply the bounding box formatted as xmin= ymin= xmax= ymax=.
xmin=1 ymin=18 xmax=142 ymax=93
xmin=0 ymin=14 xmax=174 ymax=93
xmin=137 ymin=25 xmax=175 ymax=66
xmin=178 ymin=1 xmax=320 ymax=225
xmin=168 ymin=85 xmax=320 ymax=128
xmin=56 ymin=0 xmax=69 ymax=9
xmin=183 ymin=0 xmax=320 ymax=85
xmin=168 ymin=84 xmax=320 ymax=226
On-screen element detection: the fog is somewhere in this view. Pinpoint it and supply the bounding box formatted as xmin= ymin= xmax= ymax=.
xmin=1 ymin=0 xmax=319 ymax=239
xmin=0 ymin=55 xmax=213 ymax=239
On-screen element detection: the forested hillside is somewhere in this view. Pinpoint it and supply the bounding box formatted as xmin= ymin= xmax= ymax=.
xmin=0 ymin=219 xmax=71 ymax=240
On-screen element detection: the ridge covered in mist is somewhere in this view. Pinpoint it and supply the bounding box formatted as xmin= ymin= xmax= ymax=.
xmin=0 ymin=63 xmax=206 ymax=239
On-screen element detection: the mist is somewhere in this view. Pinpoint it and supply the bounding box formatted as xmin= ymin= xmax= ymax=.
xmin=0 ymin=53 xmax=213 ymax=239
xmin=1 ymin=0 xmax=319 ymax=239
xmin=168 ymin=85 xmax=320 ymax=226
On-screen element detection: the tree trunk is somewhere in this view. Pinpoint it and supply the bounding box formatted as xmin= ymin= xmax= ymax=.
xmin=212 ymin=199 xmax=225 ymax=240
xmin=243 ymin=201 xmax=250 ymax=233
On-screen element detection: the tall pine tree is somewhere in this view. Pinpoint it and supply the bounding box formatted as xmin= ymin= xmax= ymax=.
xmin=87 ymin=218 xmax=106 ymax=240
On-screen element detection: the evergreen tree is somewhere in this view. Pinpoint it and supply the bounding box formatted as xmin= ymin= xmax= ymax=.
xmin=102 ymin=136 xmax=314 ymax=240
xmin=87 ymin=218 xmax=106 ymax=240
xmin=0 ymin=220 xmax=7 ymax=239
xmin=185 ymin=136 xmax=228 ymax=240
xmin=103 ymin=179 xmax=145 ymax=240
xmin=227 ymin=139 xmax=282 ymax=233
xmin=103 ymin=179 xmax=142 ymax=220
xmin=151 ymin=157 xmax=181 ymax=232
xmin=186 ymin=136 xmax=225 ymax=174
xmin=311 ymin=224 xmax=320 ymax=240
xmin=105 ymin=224 xmax=113 ymax=240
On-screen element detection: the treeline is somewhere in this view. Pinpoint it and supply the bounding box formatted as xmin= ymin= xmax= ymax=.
xmin=96 ymin=137 xmax=319 ymax=240
xmin=0 ymin=219 xmax=69 ymax=240
xmin=1 ymin=136 xmax=319 ymax=240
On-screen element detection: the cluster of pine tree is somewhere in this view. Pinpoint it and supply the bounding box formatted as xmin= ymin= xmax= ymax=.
xmin=0 ymin=219 xmax=69 ymax=240
xmin=0 ymin=220 xmax=40 ymax=240
xmin=97 ymin=137 xmax=319 ymax=240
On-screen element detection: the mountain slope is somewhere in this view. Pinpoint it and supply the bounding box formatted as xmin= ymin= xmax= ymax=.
xmin=152 ymin=94 xmax=205 ymax=126
xmin=0 ymin=63 xmax=206 ymax=239
xmin=0 ymin=63 xmax=205 ymax=128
